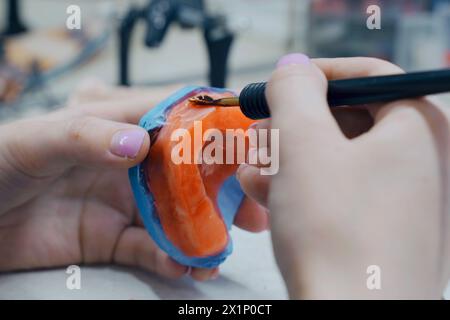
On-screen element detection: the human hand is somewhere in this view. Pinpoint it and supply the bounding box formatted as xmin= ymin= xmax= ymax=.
xmin=237 ymin=56 xmax=450 ymax=298
xmin=0 ymin=80 xmax=268 ymax=281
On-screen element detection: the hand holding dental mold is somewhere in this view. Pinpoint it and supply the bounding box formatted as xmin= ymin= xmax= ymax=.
xmin=0 ymin=81 xmax=268 ymax=281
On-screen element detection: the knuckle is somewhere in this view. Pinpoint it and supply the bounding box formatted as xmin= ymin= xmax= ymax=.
xmin=2 ymin=120 xmax=54 ymax=178
xmin=65 ymin=115 xmax=93 ymax=143
xmin=72 ymin=103 xmax=95 ymax=116
xmin=267 ymin=65 xmax=326 ymax=101
xmin=270 ymin=65 xmax=324 ymax=86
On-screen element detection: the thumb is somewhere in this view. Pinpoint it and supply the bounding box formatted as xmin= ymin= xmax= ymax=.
xmin=2 ymin=113 xmax=150 ymax=177
xmin=266 ymin=53 xmax=343 ymax=144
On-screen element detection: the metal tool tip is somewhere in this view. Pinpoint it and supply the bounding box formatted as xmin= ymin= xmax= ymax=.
xmin=188 ymin=95 xmax=215 ymax=105
xmin=189 ymin=95 xmax=240 ymax=107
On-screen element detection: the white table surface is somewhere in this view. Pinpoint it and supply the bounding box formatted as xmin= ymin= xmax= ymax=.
xmin=0 ymin=229 xmax=288 ymax=300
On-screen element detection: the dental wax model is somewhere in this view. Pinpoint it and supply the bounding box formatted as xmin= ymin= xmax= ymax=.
xmin=129 ymin=86 xmax=255 ymax=268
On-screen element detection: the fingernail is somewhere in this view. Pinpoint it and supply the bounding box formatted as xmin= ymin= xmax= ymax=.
xmin=276 ymin=53 xmax=310 ymax=68
xmin=249 ymin=122 xmax=259 ymax=130
xmin=110 ymin=129 xmax=146 ymax=159
xmin=247 ymin=147 xmax=258 ymax=165
xmin=210 ymin=268 xmax=220 ymax=280
xmin=236 ymin=163 xmax=248 ymax=181
xmin=184 ymin=267 xmax=192 ymax=277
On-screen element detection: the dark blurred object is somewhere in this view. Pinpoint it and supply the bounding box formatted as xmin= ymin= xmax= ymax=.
xmin=0 ymin=65 xmax=24 ymax=104
xmin=307 ymin=0 xmax=437 ymax=66
xmin=0 ymin=26 xmax=109 ymax=109
xmin=118 ymin=0 xmax=234 ymax=88
xmin=2 ymin=0 xmax=28 ymax=36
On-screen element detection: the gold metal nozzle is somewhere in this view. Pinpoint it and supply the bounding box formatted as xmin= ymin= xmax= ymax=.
xmin=188 ymin=95 xmax=240 ymax=107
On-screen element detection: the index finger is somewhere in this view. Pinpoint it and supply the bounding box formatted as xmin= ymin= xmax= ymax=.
xmin=70 ymin=85 xmax=182 ymax=124
xmin=312 ymin=57 xmax=404 ymax=80
xmin=312 ymin=57 xmax=405 ymax=122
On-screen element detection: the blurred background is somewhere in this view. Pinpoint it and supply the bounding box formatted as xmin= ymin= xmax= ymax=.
xmin=1 ymin=0 xmax=450 ymax=299
xmin=1 ymin=0 xmax=450 ymax=121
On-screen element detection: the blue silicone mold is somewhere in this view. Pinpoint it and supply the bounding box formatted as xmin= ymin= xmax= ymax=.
xmin=128 ymin=86 xmax=244 ymax=268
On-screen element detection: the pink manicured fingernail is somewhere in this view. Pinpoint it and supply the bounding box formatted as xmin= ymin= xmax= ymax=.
xmin=276 ymin=53 xmax=310 ymax=68
xmin=110 ymin=129 xmax=146 ymax=159
xmin=236 ymin=163 xmax=248 ymax=181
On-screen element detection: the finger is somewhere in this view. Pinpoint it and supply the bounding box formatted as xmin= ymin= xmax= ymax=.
xmin=133 ymin=210 xmax=145 ymax=228
xmin=190 ymin=267 xmax=219 ymax=281
xmin=250 ymin=119 xmax=271 ymax=149
xmin=75 ymin=96 xmax=167 ymax=125
xmin=239 ymin=120 xmax=273 ymax=221
xmin=68 ymin=78 xmax=168 ymax=106
xmin=266 ymin=53 xmax=344 ymax=145
xmin=67 ymin=77 xmax=110 ymax=106
xmin=313 ymin=58 xmax=436 ymax=144
xmin=70 ymin=85 xmax=182 ymax=124
xmin=236 ymin=164 xmax=270 ymax=208
xmin=113 ymin=227 xmax=188 ymax=279
xmin=2 ymin=113 xmax=150 ymax=177
xmin=313 ymin=57 xmax=405 ymax=121
xmin=366 ymin=98 xmax=434 ymax=140
xmin=233 ymin=196 xmax=269 ymax=232
xmin=313 ymin=57 xmax=404 ymax=80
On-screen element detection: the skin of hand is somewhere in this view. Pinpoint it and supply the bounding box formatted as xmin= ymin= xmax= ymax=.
xmin=0 ymin=79 xmax=269 ymax=281
xmin=237 ymin=56 xmax=450 ymax=299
